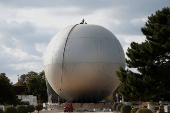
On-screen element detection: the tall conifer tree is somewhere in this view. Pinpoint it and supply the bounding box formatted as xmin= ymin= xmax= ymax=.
xmin=117 ymin=7 xmax=170 ymax=101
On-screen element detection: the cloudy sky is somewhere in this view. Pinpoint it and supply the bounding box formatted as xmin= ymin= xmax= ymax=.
xmin=0 ymin=0 xmax=169 ymax=84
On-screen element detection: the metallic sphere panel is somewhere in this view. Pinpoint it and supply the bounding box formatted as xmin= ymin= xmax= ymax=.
xmin=44 ymin=24 xmax=125 ymax=102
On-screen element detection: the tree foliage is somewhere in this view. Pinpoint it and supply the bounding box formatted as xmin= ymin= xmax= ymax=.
xmin=116 ymin=103 xmax=124 ymax=111
xmin=27 ymin=70 xmax=48 ymax=102
xmin=20 ymin=71 xmax=38 ymax=84
xmin=0 ymin=73 xmax=17 ymax=105
xmin=17 ymin=106 xmax=28 ymax=113
xmin=14 ymin=71 xmax=39 ymax=95
xmin=35 ymin=104 xmax=43 ymax=113
xmin=5 ymin=107 xmax=17 ymax=113
xmin=120 ymin=105 xmax=131 ymax=113
xmin=0 ymin=109 xmax=4 ymax=113
xmin=112 ymin=103 xmax=119 ymax=111
xmin=27 ymin=105 xmax=35 ymax=113
xmin=117 ymin=7 xmax=170 ymax=101
xmin=136 ymin=108 xmax=152 ymax=113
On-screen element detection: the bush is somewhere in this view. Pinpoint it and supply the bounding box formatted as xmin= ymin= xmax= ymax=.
xmin=136 ymin=108 xmax=152 ymax=113
xmin=17 ymin=105 xmax=28 ymax=113
xmin=131 ymin=102 xmax=139 ymax=106
xmin=121 ymin=105 xmax=131 ymax=113
xmin=112 ymin=103 xmax=119 ymax=111
xmin=116 ymin=103 xmax=124 ymax=111
xmin=131 ymin=107 xmax=139 ymax=113
xmin=5 ymin=107 xmax=17 ymax=113
xmin=0 ymin=109 xmax=4 ymax=113
xmin=27 ymin=105 xmax=35 ymax=113
xmin=35 ymin=104 xmax=43 ymax=113
xmin=18 ymin=101 xmax=29 ymax=105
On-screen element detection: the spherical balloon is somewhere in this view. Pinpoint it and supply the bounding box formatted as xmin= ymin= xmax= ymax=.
xmin=44 ymin=24 xmax=125 ymax=102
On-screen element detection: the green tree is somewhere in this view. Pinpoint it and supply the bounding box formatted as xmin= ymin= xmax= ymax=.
xmin=117 ymin=7 xmax=170 ymax=101
xmin=20 ymin=71 xmax=38 ymax=84
xmin=14 ymin=71 xmax=39 ymax=95
xmin=120 ymin=105 xmax=131 ymax=113
xmin=17 ymin=106 xmax=28 ymax=113
xmin=5 ymin=107 xmax=17 ymax=113
xmin=35 ymin=104 xmax=43 ymax=113
xmin=0 ymin=73 xmax=17 ymax=105
xmin=27 ymin=105 xmax=35 ymax=113
xmin=27 ymin=70 xmax=48 ymax=102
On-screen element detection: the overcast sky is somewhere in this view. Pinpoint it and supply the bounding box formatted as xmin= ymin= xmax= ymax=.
xmin=0 ymin=0 xmax=169 ymax=84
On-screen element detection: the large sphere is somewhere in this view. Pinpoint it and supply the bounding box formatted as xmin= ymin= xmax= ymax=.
xmin=44 ymin=24 xmax=125 ymax=102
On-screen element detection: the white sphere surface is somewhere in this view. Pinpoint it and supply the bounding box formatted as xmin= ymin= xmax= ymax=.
xmin=44 ymin=24 xmax=125 ymax=102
